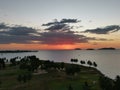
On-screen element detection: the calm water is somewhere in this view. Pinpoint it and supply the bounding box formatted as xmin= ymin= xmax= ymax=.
xmin=0 ymin=50 xmax=120 ymax=79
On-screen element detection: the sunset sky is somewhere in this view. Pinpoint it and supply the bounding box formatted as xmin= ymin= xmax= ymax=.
xmin=0 ymin=0 xmax=120 ymax=50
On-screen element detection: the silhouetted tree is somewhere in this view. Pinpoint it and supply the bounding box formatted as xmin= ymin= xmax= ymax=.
xmin=99 ymin=76 xmax=113 ymax=90
xmin=0 ymin=58 xmax=6 ymax=69
xmin=19 ymin=55 xmax=41 ymax=71
xmin=113 ymin=75 xmax=120 ymax=90
xmin=60 ymin=62 xmax=65 ymax=70
xmin=93 ymin=62 xmax=97 ymax=67
xmin=70 ymin=59 xmax=78 ymax=63
xmin=80 ymin=60 xmax=86 ymax=65
xmin=10 ymin=57 xmax=17 ymax=66
xmin=74 ymin=59 xmax=78 ymax=63
xmin=71 ymin=59 xmax=74 ymax=63
xmin=87 ymin=61 xmax=92 ymax=67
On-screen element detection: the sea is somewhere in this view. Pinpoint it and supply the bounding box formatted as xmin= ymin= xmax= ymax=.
xmin=0 ymin=50 xmax=120 ymax=79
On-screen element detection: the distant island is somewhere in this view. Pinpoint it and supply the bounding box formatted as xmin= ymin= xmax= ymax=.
xmin=86 ymin=48 xmax=94 ymax=50
xmin=98 ymin=47 xmax=116 ymax=50
xmin=74 ymin=47 xmax=116 ymax=50
xmin=74 ymin=48 xmax=82 ymax=50
xmin=0 ymin=50 xmax=38 ymax=53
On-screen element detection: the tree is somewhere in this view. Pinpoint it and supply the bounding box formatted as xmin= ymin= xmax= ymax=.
xmin=10 ymin=57 xmax=17 ymax=66
xmin=0 ymin=58 xmax=6 ymax=69
xmin=60 ymin=62 xmax=65 ymax=70
xmin=93 ymin=62 xmax=97 ymax=67
xmin=113 ymin=75 xmax=120 ymax=90
xmin=80 ymin=60 xmax=86 ymax=65
xmin=19 ymin=55 xmax=41 ymax=71
xmin=87 ymin=61 xmax=92 ymax=67
xmin=99 ymin=76 xmax=113 ymax=90
xmin=70 ymin=59 xmax=78 ymax=63
xmin=74 ymin=59 xmax=78 ymax=63
xmin=70 ymin=59 xmax=74 ymax=63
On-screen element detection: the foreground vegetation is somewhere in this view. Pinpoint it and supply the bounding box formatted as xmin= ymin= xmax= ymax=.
xmin=0 ymin=56 xmax=119 ymax=90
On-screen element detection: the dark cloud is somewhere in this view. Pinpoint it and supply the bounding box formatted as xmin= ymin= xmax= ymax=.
xmin=43 ymin=18 xmax=81 ymax=32
xmin=0 ymin=26 xmax=37 ymax=36
xmin=40 ymin=18 xmax=93 ymax=44
xmin=42 ymin=22 xmax=56 ymax=26
xmin=41 ymin=19 xmax=91 ymax=45
xmin=60 ymin=18 xmax=80 ymax=23
xmin=42 ymin=18 xmax=80 ymax=26
xmin=82 ymin=25 xmax=120 ymax=34
xmin=0 ymin=35 xmax=34 ymax=44
xmin=0 ymin=23 xmax=40 ymax=44
xmin=9 ymin=26 xmax=37 ymax=36
xmin=0 ymin=20 xmax=111 ymax=45
xmin=40 ymin=19 xmax=113 ymax=45
xmin=98 ymin=38 xmax=113 ymax=41
xmin=45 ymin=23 xmax=67 ymax=31
xmin=0 ymin=23 xmax=9 ymax=29
xmin=39 ymin=32 xmax=88 ymax=44
xmin=39 ymin=31 xmax=110 ymax=45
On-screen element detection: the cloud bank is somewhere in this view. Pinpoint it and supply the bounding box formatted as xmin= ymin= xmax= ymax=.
xmin=0 ymin=23 xmax=40 ymax=44
xmin=41 ymin=18 xmax=106 ymax=44
xmin=83 ymin=25 xmax=120 ymax=34
xmin=0 ymin=19 xmax=112 ymax=45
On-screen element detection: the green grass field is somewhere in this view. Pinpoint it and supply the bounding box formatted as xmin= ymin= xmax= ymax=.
xmin=0 ymin=64 xmax=102 ymax=90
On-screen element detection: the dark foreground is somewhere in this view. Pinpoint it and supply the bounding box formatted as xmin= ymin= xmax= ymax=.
xmin=0 ymin=66 xmax=101 ymax=90
xmin=0 ymin=56 xmax=119 ymax=90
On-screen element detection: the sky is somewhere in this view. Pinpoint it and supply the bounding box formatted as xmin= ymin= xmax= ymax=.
xmin=0 ymin=0 xmax=120 ymax=50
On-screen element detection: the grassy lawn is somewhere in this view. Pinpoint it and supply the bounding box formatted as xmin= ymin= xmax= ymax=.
xmin=0 ymin=65 xmax=102 ymax=90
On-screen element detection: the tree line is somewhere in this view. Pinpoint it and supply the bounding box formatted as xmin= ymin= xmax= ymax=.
xmin=70 ymin=58 xmax=97 ymax=68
